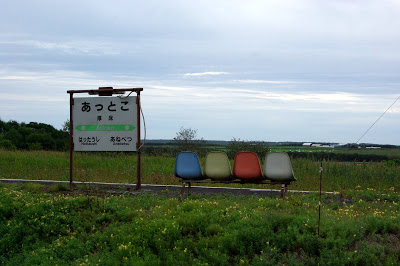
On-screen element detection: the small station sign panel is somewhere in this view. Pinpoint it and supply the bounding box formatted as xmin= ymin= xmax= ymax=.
xmin=73 ymin=96 xmax=137 ymax=151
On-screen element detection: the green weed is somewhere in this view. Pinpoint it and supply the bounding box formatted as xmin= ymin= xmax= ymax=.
xmin=47 ymin=182 xmax=69 ymax=192
xmin=23 ymin=182 xmax=44 ymax=192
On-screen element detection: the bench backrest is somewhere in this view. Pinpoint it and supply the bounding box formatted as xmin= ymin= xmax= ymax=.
xmin=263 ymin=152 xmax=296 ymax=181
xmin=233 ymin=151 xmax=263 ymax=180
xmin=174 ymin=152 xmax=203 ymax=180
xmin=204 ymin=151 xmax=232 ymax=180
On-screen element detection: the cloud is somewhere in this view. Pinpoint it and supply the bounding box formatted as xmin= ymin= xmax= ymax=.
xmin=183 ymin=72 xmax=229 ymax=77
xmin=0 ymin=93 xmax=65 ymax=102
xmin=0 ymin=0 xmax=399 ymax=144
xmin=0 ymin=75 xmax=40 ymax=80
xmin=234 ymin=79 xmax=303 ymax=84
xmin=0 ymin=40 xmax=119 ymax=56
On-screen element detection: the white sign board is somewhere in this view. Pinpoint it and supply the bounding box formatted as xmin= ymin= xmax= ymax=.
xmin=73 ymin=96 xmax=137 ymax=151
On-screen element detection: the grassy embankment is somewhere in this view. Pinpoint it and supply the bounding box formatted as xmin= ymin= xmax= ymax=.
xmin=0 ymin=183 xmax=399 ymax=265
xmin=0 ymin=149 xmax=399 ymax=193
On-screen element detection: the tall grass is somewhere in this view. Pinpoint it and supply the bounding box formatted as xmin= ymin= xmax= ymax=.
xmin=0 ymin=149 xmax=178 ymax=185
xmin=291 ymin=158 xmax=399 ymax=193
xmin=0 ymin=149 xmax=399 ymax=193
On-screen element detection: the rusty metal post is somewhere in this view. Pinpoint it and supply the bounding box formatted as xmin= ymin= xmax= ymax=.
xmin=180 ymin=182 xmax=186 ymax=201
xmin=318 ymin=160 xmax=323 ymax=237
xmin=136 ymin=91 xmax=141 ymax=190
xmin=69 ymin=92 xmax=74 ymax=187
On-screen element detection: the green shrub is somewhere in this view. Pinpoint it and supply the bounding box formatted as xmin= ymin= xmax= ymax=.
xmin=28 ymin=142 xmax=42 ymax=151
xmin=0 ymin=139 xmax=16 ymax=150
xmin=227 ymin=138 xmax=269 ymax=159
xmin=23 ymin=182 xmax=44 ymax=192
xmin=47 ymin=182 xmax=69 ymax=192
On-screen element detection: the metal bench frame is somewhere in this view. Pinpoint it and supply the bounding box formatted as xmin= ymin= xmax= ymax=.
xmin=179 ymin=179 xmax=292 ymax=200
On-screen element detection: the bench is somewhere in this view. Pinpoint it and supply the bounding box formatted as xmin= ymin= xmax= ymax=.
xmin=174 ymin=151 xmax=296 ymax=200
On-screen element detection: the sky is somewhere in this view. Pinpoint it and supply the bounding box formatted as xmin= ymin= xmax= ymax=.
xmin=1 ymin=0 xmax=399 ymax=144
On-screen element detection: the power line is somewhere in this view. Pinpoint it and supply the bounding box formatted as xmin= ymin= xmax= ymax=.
xmin=355 ymin=95 xmax=400 ymax=144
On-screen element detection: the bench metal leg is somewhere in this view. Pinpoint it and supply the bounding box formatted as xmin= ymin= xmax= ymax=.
xmin=180 ymin=180 xmax=290 ymax=199
xmin=180 ymin=182 xmax=186 ymax=201
xmin=280 ymin=184 xmax=289 ymax=198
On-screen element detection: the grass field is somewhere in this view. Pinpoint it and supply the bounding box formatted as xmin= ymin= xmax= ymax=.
xmin=1 ymin=149 xmax=399 ymax=264
xmin=270 ymin=146 xmax=398 ymax=153
xmin=203 ymin=145 xmax=400 ymax=157
xmin=0 ymin=183 xmax=399 ymax=265
xmin=0 ymin=149 xmax=399 ymax=193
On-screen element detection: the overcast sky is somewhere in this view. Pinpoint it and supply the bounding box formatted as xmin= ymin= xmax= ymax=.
xmin=1 ymin=0 xmax=399 ymax=144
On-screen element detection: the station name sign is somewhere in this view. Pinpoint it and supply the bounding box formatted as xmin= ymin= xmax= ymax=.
xmin=73 ymin=96 xmax=137 ymax=151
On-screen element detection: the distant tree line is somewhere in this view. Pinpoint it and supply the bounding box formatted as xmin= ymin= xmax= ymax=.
xmin=1 ymin=122 xmax=398 ymax=163
xmin=142 ymin=138 xmax=269 ymax=159
xmin=0 ymin=119 xmax=69 ymax=151
xmin=142 ymin=127 xmax=269 ymax=159
xmin=286 ymin=151 xmax=394 ymax=162
xmin=143 ymin=127 xmax=399 ymax=162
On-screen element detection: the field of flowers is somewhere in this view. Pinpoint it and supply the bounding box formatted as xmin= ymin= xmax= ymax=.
xmin=0 ymin=182 xmax=399 ymax=264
